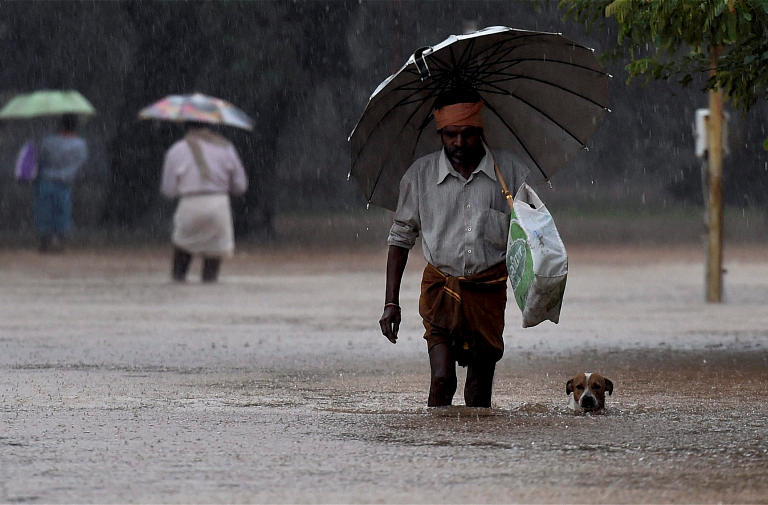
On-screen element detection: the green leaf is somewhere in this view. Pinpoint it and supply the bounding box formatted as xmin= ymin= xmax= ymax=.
xmin=763 ymin=138 xmax=768 ymax=151
xmin=557 ymin=0 xmax=768 ymax=113
xmin=605 ymin=0 xmax=632 ymax=18
xmin=714 ymin=1 xmax=727 ymax=17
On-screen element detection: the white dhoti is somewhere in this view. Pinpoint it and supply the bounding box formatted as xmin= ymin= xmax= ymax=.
xmin=172 ymin=194 xmax=234 ymax=256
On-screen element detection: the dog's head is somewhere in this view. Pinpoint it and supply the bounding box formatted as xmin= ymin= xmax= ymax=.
xmin=566 ymin=372 xmax=613 ymax=412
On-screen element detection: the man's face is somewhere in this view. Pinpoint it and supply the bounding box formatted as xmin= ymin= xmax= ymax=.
xmin=440 ymin=125 xmax=484 ymax=166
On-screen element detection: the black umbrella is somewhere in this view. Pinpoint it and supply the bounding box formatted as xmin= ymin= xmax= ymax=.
xmin=348 ymin=26 xmax=611 ymax=211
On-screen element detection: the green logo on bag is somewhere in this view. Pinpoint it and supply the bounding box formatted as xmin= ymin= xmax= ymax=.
xmin=506 ymin=218 xmax=535 ymax=312
xmin=507 ymin=239 xmax=526 ymax=289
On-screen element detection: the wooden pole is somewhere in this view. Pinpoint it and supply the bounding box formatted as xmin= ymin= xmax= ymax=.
xmin=706 ymin=45 xmax=724 ymax=303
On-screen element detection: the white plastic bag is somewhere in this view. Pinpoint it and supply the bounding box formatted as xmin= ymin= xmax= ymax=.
xmin=506 ymin=183 xmax=567 ymax=328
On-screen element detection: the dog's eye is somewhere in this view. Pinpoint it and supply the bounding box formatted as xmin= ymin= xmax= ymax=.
xmin=576 ymin=385 xmax=584 ymax=391
xmin=593 ymin=384 xmax=601 ymax=390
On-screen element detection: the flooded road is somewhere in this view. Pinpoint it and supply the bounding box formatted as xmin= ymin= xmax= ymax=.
xmin=1 ymin=245 xmax=767 ymax=503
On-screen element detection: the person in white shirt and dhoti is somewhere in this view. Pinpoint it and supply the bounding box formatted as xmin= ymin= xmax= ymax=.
xmin=379 ymin=88 xmax=529 ymax=407
xmin=160 ymin=125 xmax=248 ymax=282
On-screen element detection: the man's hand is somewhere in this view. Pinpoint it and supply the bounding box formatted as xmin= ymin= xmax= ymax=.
xmin=379 ymin=305 xmax=401 ymax=344
xmin=381 ymin=245 xmax=409 ymax=345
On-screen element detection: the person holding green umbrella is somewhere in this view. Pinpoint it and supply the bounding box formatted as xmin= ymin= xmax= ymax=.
xmin=0 ymin=90 xmax=96 ymax=119
xmin=34 ymin=113 xmax=88 ymax=252
xmin=0 ymin=90 xmax=94 ymax=252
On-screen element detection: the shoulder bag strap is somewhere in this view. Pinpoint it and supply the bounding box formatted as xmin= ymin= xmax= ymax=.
xmin=185 ymin=138 xmax=211 ymax=181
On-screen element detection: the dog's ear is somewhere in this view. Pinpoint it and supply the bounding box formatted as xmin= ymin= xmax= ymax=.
xmin=605 ymin=378 xmax=614 ymax=396
xmin=566 ymin=378 xmax=573 ymax=395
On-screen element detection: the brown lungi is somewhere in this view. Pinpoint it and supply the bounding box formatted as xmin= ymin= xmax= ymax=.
xmin=419 ymin=262 xmax=508 ymax=366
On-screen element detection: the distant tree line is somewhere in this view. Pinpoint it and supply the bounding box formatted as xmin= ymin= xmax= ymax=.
xmin=0 ymin=1 xmax=766 ymax=242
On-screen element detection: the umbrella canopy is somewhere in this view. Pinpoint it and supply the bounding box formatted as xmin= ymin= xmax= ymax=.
xmin=0 ymin=90 xmax=96 ymax=119
xmin=138 ymin=93 xmax=254 ymax=131
xmin=348 ymin=26 xmax=611 ymax=211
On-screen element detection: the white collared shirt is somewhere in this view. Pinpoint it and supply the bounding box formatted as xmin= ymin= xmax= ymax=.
xmin=160 ymin=128 xmax=248 ymax=199
xmin=387 ymin=145 xmax=529 ymax=277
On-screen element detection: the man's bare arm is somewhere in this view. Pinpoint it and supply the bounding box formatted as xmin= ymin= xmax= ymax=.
xmin=379 ymin=245 xmax=409 ymax=343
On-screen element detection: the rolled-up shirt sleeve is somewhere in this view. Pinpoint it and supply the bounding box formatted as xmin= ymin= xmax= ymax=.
xmin=387 ymin=167 xmax=420 ymax=249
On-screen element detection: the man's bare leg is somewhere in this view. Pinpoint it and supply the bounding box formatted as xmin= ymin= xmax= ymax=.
xmin=201 ymin=256 xmax=221 ymax=283
xmin=172 ymin=248 xmax=192 ymax=282
xmin=428 ymin=343 xmax=457 ymax=406
xmin=465 ymin=360 xmax=495 ymax=407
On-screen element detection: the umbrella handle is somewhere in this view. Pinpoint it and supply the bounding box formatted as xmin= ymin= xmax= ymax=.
xmin=490 ymin=152 xmax=515 ymax=212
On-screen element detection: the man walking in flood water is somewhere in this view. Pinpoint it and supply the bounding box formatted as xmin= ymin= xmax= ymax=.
xmin=379 ymin=88 xmax=529 ymax=407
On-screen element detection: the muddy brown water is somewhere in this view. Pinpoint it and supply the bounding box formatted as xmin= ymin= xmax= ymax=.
xmin=1 ymin=246 xmax=767 ymax=503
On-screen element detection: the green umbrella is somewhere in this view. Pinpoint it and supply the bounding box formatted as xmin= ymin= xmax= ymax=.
xmin=0 ymin=90 xmax=96 ymax=119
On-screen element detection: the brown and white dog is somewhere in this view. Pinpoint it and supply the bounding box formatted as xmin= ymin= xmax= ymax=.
xmin=566 ymin=372 xmax=614 ymax=412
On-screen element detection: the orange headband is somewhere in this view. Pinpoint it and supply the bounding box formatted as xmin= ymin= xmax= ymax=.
xmin=434 ymin=101 xmax=484 ymax=130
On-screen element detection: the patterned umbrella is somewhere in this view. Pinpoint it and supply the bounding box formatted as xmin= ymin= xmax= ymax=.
xmin=348 ymin=26 xmax=611 ymax=211
xmin=138 ymin=93 xmax=253 ymax=131
xmin=0 ymin=90 xmax=96 ymax=119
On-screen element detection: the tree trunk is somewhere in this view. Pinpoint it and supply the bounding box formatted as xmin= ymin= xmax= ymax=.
xmin=706 ymin=46 xmax=724 ymax=303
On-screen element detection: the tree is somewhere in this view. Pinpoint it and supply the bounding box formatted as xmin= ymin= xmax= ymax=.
xmin=559 ymin=0 xmax=768 ymax=302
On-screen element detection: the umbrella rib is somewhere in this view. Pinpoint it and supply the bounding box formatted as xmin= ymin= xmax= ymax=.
xmin=453 ymin=38 xmax=477 ymax=82
xmin=372 ymin=75 xmax=443 ymax=114
xmin=475 ymin=74 xmax=609 ymax=110
xmin=453 ymin=33 xmax=604 ymax=84
xmin=391 ymin=79 xmax=448 ymax=98
xmin=400 ymin=90 xmax=441 ymax=132
xmin=459 ymin=46 xmax=610 ymax=110
xmin=451 ymin=36 xmax=475 ymax=67
xmin=428 ymin=32 xmax=597 ymax=79
xmin=369 ymin=63 xmax=460 ymax=119
xmin=444 ymin=44 xmax=464 ymax=88
xmin=397 ymin=76 xmax=454 ymax=106
xmin=459 ymin=33 xmax=542 ymax=66
xmin=481 ymin=98 xmax=549 ymax=180
xmin=467 ymin=33 xmax=591 ymax=74
xmin=365 ymin=96 xmax=440 ymax=204
xmin=389 ymin=69 xmax=455 ymax=96
xmin=361 ymin=65 xmax=459 ymax=132
xmin=466 ymin=60 xmax=606 ymax=91
xmin=360 ymin=67 xmax=463 ymax=203
xmin=480 ymin=79 xmax=592 ymax=146
xmin=353 ymin=84 xmax=445 ymax=201
xmin=384 ymin=64 xmax=447 ymax=90
xmin=467 ymin=39 xmax=522 ymax=78
xmin=408 ymin=110 xmax=436 ymax=162
xmin=471 ymin=58 xmax=610 ymax=80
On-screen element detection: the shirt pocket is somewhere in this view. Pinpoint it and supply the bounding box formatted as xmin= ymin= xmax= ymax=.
xmin=481 ymin=208 xmax=510 ymax=251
